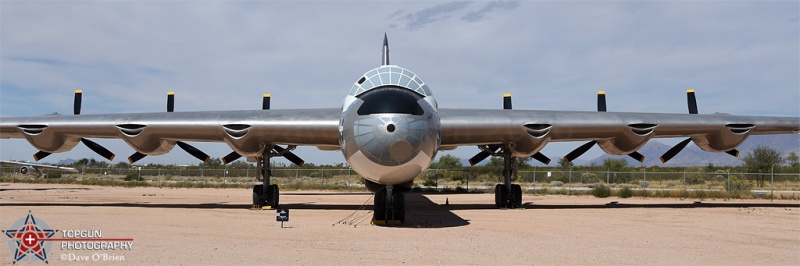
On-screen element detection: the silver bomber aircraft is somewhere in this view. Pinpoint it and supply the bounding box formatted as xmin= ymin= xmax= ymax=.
xmin=0 ymin=160 xmax=79 ymax=179
xmin=1 ymin=35 xmax=799 ymax=223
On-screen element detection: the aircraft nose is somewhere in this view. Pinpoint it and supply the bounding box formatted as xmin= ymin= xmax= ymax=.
xmin=389 ymin=139 xmax=412 ymax=162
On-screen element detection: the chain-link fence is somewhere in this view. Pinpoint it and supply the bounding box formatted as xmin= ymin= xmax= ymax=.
xmin=1 ymin=166 xmax=798 ymax=199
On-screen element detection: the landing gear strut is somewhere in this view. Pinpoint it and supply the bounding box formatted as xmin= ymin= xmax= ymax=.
xmin=252 ymin=146 xmax=279 ymax=208
xmin=494 ymin=146 xmax=522 ymax=208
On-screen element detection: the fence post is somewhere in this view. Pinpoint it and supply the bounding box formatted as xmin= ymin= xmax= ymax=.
xmin=568 ymin=167 xmax=572 ymax=195
xmin=466 ymin=170 xmax=470 ymax=191
xmin=683 ymin=170 xmax=687 ymax=199
xmin=643 ymin=168 xmax=647 ymax=199
xmin=727 ymin=171 xmax=730 ymax=201
xmin=532 ymin=168 xmax=536 ymax=194
xmin=770 ymin=166 xmax=774 ymax=202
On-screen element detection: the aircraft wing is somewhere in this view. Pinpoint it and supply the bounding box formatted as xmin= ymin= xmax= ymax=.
xmin=0 ymin=109 xmax=341 ymax=162
xmin=0 ymin=160 xmax=79 ymax=173
xmin=438 ymin=108 xmax=800 ymax=163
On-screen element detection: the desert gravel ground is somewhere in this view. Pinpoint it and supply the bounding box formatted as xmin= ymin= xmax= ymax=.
xmin=1 ymin=183 xmax=798 ymax=265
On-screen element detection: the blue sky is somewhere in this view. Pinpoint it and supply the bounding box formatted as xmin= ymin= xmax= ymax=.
xmin=1 ymin=1 xmax=798 ymax=165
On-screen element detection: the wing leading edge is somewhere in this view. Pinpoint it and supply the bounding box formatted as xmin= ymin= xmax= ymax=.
xmin=0 ymin=109 xmax=341 ymax=161
xmin=439 ymin=108 xmax=800 ymax=161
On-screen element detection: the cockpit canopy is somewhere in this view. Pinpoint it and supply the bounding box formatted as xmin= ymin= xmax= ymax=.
xmin=356 ymin=86 xmax=424 ymax=116
xmin=348 ymin=66 xmax=432 ymax=97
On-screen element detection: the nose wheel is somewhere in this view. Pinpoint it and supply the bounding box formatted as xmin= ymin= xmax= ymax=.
xmin=373 ymin=185 xmax=406 ymax=225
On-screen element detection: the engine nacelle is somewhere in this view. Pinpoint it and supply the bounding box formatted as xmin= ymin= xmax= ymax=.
xmin=597 ymin=123 xmax=658 ymax=155
xmin=116 ymin=124 xmax=176 ymax=155
xmin=18 ymin=125 xmax=81 ymax=153
xmin=508 ymin=124 xmax=552 ymax=157
xmin=19 ymin=166 xmax=42 ymax=178
xmin=691 ymin=124 xmax=754 ymax=152
xmin=221 ymin=124 xmax=267 ymax=157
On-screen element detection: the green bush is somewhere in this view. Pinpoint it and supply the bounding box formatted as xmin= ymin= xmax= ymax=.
xmin=726 ymin=175 xmax=754 ymax=193
xmin=619 ymin=187 xmax=632 ymax=198
xmin=422 ymin=178 xmax=437 ymax=187
xmin=124 ymin=172 xmax=138 ymax=181
xmin=46 ymin=171 xmax=62 ymax=179
xmin=590 ymin=184 xmax=611 ymax=198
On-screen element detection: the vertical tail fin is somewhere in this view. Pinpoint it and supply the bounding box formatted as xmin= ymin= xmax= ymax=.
xmin=382 ymin=33 xmax=390 ymax=66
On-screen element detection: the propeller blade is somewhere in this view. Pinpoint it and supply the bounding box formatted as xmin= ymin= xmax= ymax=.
xmin=222 ymin=151 xmax=243 ymax=164
xmin=128 ymin=152 xmax=147 ymax=164
xmin=33 ymin=151 xmax=52 ymax=161
xmin=80 ymin=138 xmax=115 ymax=161
xmin=176 ymin=141 xmax=210 ymax=162
xmin=627 ymin=151 xmax=645 ymax=163
xmin=597 ymin=91 xmax=606 ymax=112
xmin=725 ymin=149 xmax=739 ymax=157
xmin=531 ymin=152 xmax=551 ymax=165
xmin=274 ymin=145 xmax=305 ymax=167
xmin=659 ymin=138 xmax=692 ymax=164
xmin=74 ymin=90 xmax=82 ymax=115
xmin=468 ymin=144 xmax=501 ymax=165
xmin=167 ymin=92 xmax=175 ymax=112
xmin=263 ymin=94 xmax=271 ymax=110
xmin=687 ymin=89 xmax=698 ymax=114
xmin=503 ymin=94 xmax=512 ymax=110
xmin=563 ymin=141 xmax=597 ymax=163
xmin=468 ymin=151 xmax=492 ymax=166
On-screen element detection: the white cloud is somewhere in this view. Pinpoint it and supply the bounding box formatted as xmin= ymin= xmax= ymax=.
xmin=1 ymin=1 xmax=797 ymax=165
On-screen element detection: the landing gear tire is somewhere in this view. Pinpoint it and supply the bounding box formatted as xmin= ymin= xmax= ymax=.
xmin=269 ymin=184 xmax=279 ymax=207
xmin=495 ymin=184 xmax=522 ymax=208
xmin=392 ymin=192 xmax=405 ymax=222
xmin=512 ymin=184 xmax=522 ymax=208
xmin=252 ymin=184 xmax=280 ymax=208
xmin=253 ymin=185 xmax=264 ymax=206
xmin=374 ymin=189 xmax=387 ymax=221
xmin=495 ymin=184 xmax=509 ymax=208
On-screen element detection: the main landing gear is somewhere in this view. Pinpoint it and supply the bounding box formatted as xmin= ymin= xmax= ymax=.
xmin=487 ymin=145 xmax=523 ymax=208
xmin=252 ymin=146 xmax=281 ymax=209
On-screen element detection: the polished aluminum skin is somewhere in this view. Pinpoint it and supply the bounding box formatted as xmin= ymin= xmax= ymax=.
xmin=339 ymin=65 xmax=440 ymax=185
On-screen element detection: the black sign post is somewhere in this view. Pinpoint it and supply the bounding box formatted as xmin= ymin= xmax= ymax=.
xmin=276 ymin=208 xmax=289 ymax=228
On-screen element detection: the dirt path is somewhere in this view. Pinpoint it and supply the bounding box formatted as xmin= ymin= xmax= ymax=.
xmin=1 ymin=183 xmax=798 ymax=265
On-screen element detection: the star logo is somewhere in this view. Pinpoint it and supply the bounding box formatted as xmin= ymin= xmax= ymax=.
xmin=3 ymin=212 xmax=55 ymax=263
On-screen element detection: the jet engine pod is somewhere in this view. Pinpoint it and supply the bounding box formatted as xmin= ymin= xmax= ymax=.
xmin=116 ymin=124 xmax=176 ymax=155
xmin=691 ymin=124 xmax=755 ymax=152
xmin=596 ymin=123 xmax=658 ymax=155
xmin=17 ymin=125 xmax=81 ymax=153
xmin=507 ymin=124 xmax=552 ymax=157
xmin=19 ymin=166 xmax=42 ymax=178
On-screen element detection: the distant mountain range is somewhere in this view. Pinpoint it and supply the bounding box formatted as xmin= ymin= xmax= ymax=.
xmin=577 ymin=134 xmax=799 ymax=167
xmin=56 ymin=158 xmax=78 ymax=165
